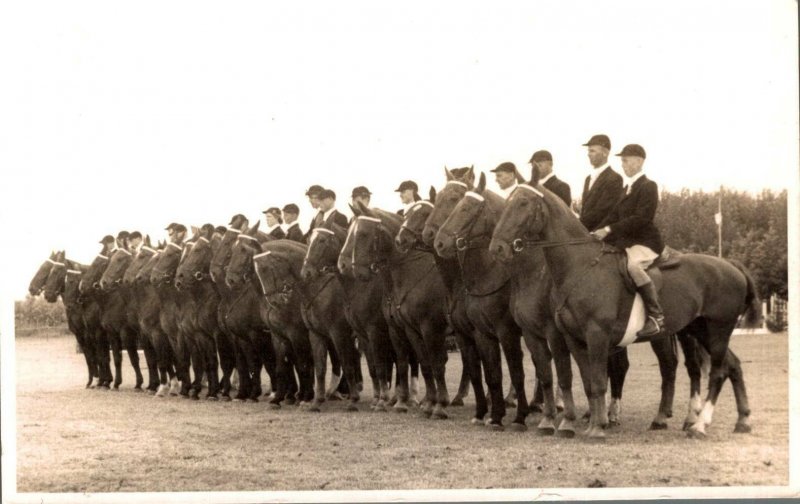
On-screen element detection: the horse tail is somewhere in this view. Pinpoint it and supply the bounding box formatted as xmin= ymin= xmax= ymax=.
xmin=727 ymin=258 xmax=762 ymax=328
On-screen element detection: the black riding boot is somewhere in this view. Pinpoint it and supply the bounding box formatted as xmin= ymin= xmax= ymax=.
xmin=637 ymin=282 xmax=665 ymax=339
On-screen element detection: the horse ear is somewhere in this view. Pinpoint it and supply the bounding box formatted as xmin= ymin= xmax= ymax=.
xmin=477 ymin=172 xmax=486 ymax=193
xmin=249 ymin=221 xmax=261 ymax=235
xmin=50 ymin=250 xmax=56 ymax=259
xmin=145 ymin=235 xmax=152 ymax=247
xmin=466 ymin=165 xmax=476 ymax=186
xmin=349 ymin=202 xmax=361 ymax=217
xmin=529 ymin=163 xmax=541 ymax=186
xmin=191 ymin=225 xmax=200 ymax=238
xmin=445 ymin=165 xmax=454 ymax=181
xmin=356 ymin=200 xmax=375 ymax=217
xmin=429 ymin=186 xmax=436 ymax=203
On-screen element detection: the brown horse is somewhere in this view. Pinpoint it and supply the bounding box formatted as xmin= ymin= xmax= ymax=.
xmin=176 ymin=227 xmax=236 ymax=400
xmin=43 ymin=252 xmax=98 ymax=388
xmin=29 ymin=251 xmax=59 ymax=296
xmin=100 ymin=244 xmax=159 ymax=393
xmin=490 ymin=180 xmax=759 ymax=440
xmin=243 ymin=237 xmax=355 ymax=411
xmin=302 ymin=222 xmax=395 ymax=410
xmin=224 ymin=223 xmax=312 ymax=406
xmin=210 ymin=219 xmax=281 ymax=402
xmin=395 ymin=191 xmax=491 ymax=424
xmin=343 ymin=205 xmax=451 ymax=419
xmin=431 ymin=173 xmax=576 ymax=433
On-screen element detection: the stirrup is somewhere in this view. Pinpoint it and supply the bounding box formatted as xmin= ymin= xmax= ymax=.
xmin=637 ymin=316 xmax=664 ymax=339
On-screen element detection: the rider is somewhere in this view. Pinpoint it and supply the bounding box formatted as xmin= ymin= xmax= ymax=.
xmin=165 ymin=223 xmax=187 ymax=244
xmin=304 ymin=184 xmax=325 ymax=242
xmin=395 ymin=180 xmax=421 ymax=216
xmin=262 ymin=207 xmax=286 ymax=239
xmin=490 ymin=162 xmax=521 ymax=199
xmin=351 ymin=186 xmax=372 ymax=209
xmin=591 ymin=144 xmax=665 ymax=338
xmin=281 ymin=204 xmax=305 ymax=243
xmin=129 ymin=231 xmax=143 ymax=253
xmin=529 ymin=150 xmax=572 ymax=206
xmin=580 ymin=134 xmax=624 ymax=232
xmin=317 ymin=189 xmax=349 ymax=228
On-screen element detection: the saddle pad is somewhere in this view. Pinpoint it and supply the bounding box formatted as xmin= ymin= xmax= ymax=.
xmin=617 ymin=293 xmax=646 ymax=347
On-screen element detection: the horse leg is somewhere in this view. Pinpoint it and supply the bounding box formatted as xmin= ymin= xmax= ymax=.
xmin=387 ymin=327 xmax=411 ymax=413
xmin=450 ymin=326 xmax=472 ymax=406
xmin=202 ymin=333 xmax=220 ymax=400
xmin=724 ymin=349 xmax=751 ymax=433
xmin=324 ymin=337 xmax=344 ymax=400
xmin=188 ymin=334 xmax=205 ymax=400
xmin=78 ymin=332 xmax=96 ymax=388
xmin=232 ymin=335 xmax=252 ymax=401
xmin=140 ymin=333 xmax=159 ymax=393
xmin=649 ymin=335 xmax=678 ymax=430
xmin=122 ymin=328 xmax=143 ymax=390
xmin=405 ymin=327 xmax=436 ymax=418
xmin=499 ymin=328 xmax=530 ymax=431
xmin=152 ymin=329 xmax=170 ymax=397
xmin=472 ymin=332 xmax=505 ymax=429
xmin=216 ymin=330 xmax=235 ymax=400
xmin=585 ymin=328 xmax=611 ymax=441
xmin=688 ymin=319 xmax=736 ymax=439
xmin=606 ymin=348 xmax=629 ymax=426
xmin=421 ymin=321 xmax=450 ymax=420
xmin=245 ymin=331 xmax=263 ymax=402
xmin=529 ymin=380 xmax=544 ymax=413
xmin=109 ymin=332 xmax=123 ymax=390
xmin=457 ymin=331 xmax=488 ymax=422
xmin=676 ymin=329 xmax=704 ymax=430
xmin=331 ymin=328 xmax=361 ymax=411
xmin=267 ymin=336 xmax=290 ymax=408
xmin=308 ymin=330 xmax=329 ymax=412
xmin=520 ymin=329 xmax=556 ymax=435
xmin=546 ymin=326 xmax=577 ymax=438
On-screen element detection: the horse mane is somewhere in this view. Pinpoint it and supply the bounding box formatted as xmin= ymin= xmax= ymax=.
xmin=451 ymin=167 xmax=472 ymax=179
xmin=263 ymin=239 xmax=307 ymax=257
xmin=372 ymin=208 xmax=403 ymax=232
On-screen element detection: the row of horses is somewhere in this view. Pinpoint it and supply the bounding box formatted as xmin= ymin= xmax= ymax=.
xmin=28 ymin=167 xmax=760 ymax=441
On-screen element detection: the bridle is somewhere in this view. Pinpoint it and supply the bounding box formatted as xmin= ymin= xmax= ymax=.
xmin=397 ymin=201 xmax=435 ymax=252
xmin=436 ymin=190 xmax=495 ymax=253
xmin=186 ymin=236 xmax=211 ymax=282
xmin=226 ymin=234 xmax=261 ymax=286
xmin=352 ymin=216 xmax=391 ymax=274
xmin=253 ymin=250 xmax=297 ymax=306
xmin=304 ymin=228 xmax=341 ymax=276
xmin=152 ymin=242 xmax=183 ymax=284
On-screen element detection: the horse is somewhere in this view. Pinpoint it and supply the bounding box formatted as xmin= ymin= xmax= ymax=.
xmin=247 ymin=236 xmax=363 ymax=411
xmin=394 ymin=188 xmax=491 ymax=424
xmin=342 ymin=204 xmax=452 ymax=419
xmin=78 ymin=242 xmax=144 ymax=389
xmin=42 ymin=251 xmax=98 ymax=388
xmin=176 ymin=226 xmax=236 ymax=400
xmin=133 ymin=240 xmax=180 ymax=396
xmin=99 ymin=243 xmax=159 ymax=393
xmin=210 ymin=218 xmax=284 ymax=402
xmin=302 ymin=223 xmax=397 ymax=410
xmin=29 ymin=251 xmax=59 ymax=296
xmin=489 ymin=178 xmax=760 ymax=440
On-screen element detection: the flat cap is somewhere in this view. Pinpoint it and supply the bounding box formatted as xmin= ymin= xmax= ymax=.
xmin=262 ymin=207 xmax=282 ymax=216
xmin=99 ymin=234 xmax=116 ymax=245
xmin=282 ymin=203 xmax=300 ymax=214
xmin=116 ymin=230 xmax=130 ymax=240
xmin=305 ymin=184 xmax=325 ymax=197
xmin=582 ymin=134 xmax=611 ymax=150
xmin=394 ymin=180 xmax=418 ymax=192
xmin=318 ymin=188 xmax=336 ymax=200
xmin=351 ymin=186 xmax=372 ymax=198
xmin=214 ymin=225 xmax=227 ymax=234
xmin=615 ymin=144 xmax=646 ymax=159
xmin=129 ymin=231 xmax=142 ymax=240
xmin=490 ymin=162 xmax=517 ymax=173
xmin=165 ymin=223 xmax=187 ymax=233
xmin=529 ymin=150 xmax=552 ymax=163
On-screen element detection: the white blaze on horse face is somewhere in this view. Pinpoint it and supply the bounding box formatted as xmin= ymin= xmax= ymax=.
xmin=252 ymin=251 xmax=272 ymax=295
xmin=341 ymin=219 xmax=358 ymax=268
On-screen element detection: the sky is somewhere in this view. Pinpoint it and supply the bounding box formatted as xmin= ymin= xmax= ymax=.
xmin=0 ymin=0 xmax=797 ymax=300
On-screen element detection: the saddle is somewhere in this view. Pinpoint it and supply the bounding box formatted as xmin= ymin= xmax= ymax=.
xmin=616 ymin=246 xmax=683 ymax=294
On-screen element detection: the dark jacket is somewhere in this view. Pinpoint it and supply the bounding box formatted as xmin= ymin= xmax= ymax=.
xmin=580 ymin=166 xmax=624 ymax=232
xmin=323 ymin=209 xmax=349 ymax=229
xmin=543 ymin=175 xmax=572 ymax=207
xmin=598 ymin=175 xmax=664 ymax=254
xmin=284 ymin=222 xmax=304 ymax=243
xmin=268 ymin=226 xmax=286 ymax=240
xmin=304 ymin=210 xmax=325 ymax=243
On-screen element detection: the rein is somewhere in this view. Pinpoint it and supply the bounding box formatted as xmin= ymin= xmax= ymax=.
xmin=512 ymin=236 xmax=598 ymax=252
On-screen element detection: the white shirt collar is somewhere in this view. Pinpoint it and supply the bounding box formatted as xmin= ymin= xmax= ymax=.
xmin=266 ymin=223 xmax=282 ymax=234
xmin=282 ymin=221 xmax=298 ymax=232
xmin=539 ymin=173 xmax=555 ymax=185
xmin=403 ymin=201 xmax=417 ymax=214
xmin=322 ymin=207 xmax=337 ymax=221
xmin=623 ymin=171 xmax=645 ymax=189
xmin=499 ymin=182 xmax=518 ymax=199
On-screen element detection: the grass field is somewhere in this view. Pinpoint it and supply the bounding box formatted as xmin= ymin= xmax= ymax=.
xmin=14 ymin=330 xmax=789 ymax=492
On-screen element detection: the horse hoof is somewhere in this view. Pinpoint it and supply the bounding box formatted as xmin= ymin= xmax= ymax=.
xmin=505 ymin=400 xmax=517 ymax=408
xmin=509 ymin=422 xmax=527 ymax=433
xmin=471 ymin=417 xmax=484 ymax=426
xmin=432 ymin=409 xmax=448 ymax=420
xmin=394 ymin=404 xmax=408 ymax=414
xmin=687 ymin=426 xmax=707 ymax=439
xmin=284 ymin=397 xmax=297 ymax=406
xmin=529 ymin=403 xmax=543 ymax=414
xmin=247 ymin=398 xmax=258 ymax=403
xmin=556 ymin=406 xmax=564 ymax=413
xmin=537 ymin=426 xmax=555 ymax=436
xmin=449 ymin=397 xmax=464 ymax=407
xmin=111 ymin=387 xmax=120 ymax=392
xmin=308 ymin=404 xmax=321 ymax=413
xmin=221 ymin=395 xmax=232 ymax=402
xmin=421 ymin=409 xmax=433 ymax=419
xmin=206 ymin=395 xmax=219 ymax=402
xmin=133 ymin=387 xmax=144 ymax=393
xmin=650 ymin=421 xmax=668 ymax=431
xmin=147 ymin=389 xmax=156 ymax=395
xmin=347 ymin=404 xmax=359 ymax=412
xmin=734 ymin=423 xmax=752 ymax=434
xmin=374 ymin=403 xmax=387 ymax=413
xmin=488 ymin=423 xmax=505 ymax=432
xmin=607 ymin=419 xmax=620 ymax=427
xmin=557 ymin=428 xmax=575 ymax=439
xmin=268 ymin=402 xmax=281 ymax=410
xmin=682 ymin=421 xmax=692 ymax=431
xmin=586 ymin=435 xmax=606 ymax=443
xmin=233 ymin=397 xmax=246 ymax=403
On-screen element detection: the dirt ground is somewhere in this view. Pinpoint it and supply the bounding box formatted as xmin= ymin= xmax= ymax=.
xmin=14 ymin=330 xmax=789 ymax=492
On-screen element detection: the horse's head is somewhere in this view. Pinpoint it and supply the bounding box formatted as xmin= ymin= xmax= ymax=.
xmin=395 ymin=191 xmax=435 ymax=253
xmin=29 ymin=251 xmax=58 ymax=296
xmin=490 ymin=182 xmax=549 ymax=263
xmin=422 ymin=166 xmax=474 ymax=245
xmin=347 ymin=204 xmax=399 ymax=282
xmin=100 ymin=246 xmax=133 ymax=290
xmin=123 ymin=236 xmax=155 ymax=286
xmin=43 ymin=251 xmax=66 ymax=302
xmin=78 ymin=249 xmax=113 ymax=295
xmin=135 ymin=247 xmax=162 ymax=286
xmin=302 ymin=223 xmax=344 ymax=280
xmin=176 ymin=225 xmax=215 ymax=289
xmin=150 ymin=241 xmax=184 ymax=287
xmin=210 ymin=215 xmax=250 ymax=283
xmin=63 ymin=261 xmax=84 ymax=304
xmin=436 ymin=172 xmax=501 ymax=259
xmin=225 ymin=222 xmax=262 ymax=289
xmin=253 ymin=242 xmax=304 ymax=307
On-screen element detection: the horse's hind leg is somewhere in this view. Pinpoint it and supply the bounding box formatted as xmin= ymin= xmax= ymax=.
xmin=499 ymin=327 xmax=530 ymax=431
xmin=688 ymin=319 xmax=736 ymax=438
xmin=676 ymin=328 xmax=704 ymax=430
xmin=521 ymin=328 xmax=556 ymax=434
xmin=140 ymin=333 xmax=159 ymax=393
xmin=649 ymin=334 xmax=678 ymax=430
xmin=724 ymin=349 xmax=751 ymax=433
xmin=547 ymin=327 xmax=577 ymax=438
xmin=606 ymin=348 xmax=629 ymax=425
xmin=308 ymin=330 xmax=329 ymax=412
